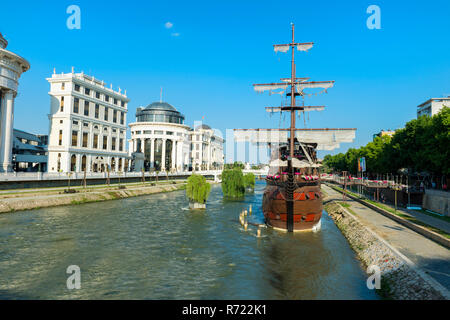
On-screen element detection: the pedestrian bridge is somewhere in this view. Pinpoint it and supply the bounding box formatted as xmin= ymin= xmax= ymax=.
xmin=0 ymin=168 xmax=269 ymax=190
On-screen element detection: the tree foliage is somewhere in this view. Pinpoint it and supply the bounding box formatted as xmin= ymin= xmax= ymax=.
xmin=222 ymin=168 xmax=245 ymax=198
xmin=243 ymin=173 xmax=256 ymax=189
xmin=224 ymin=161 xmax=245 ymax=170
xmin=323 ymin=107 xmax=450 ymax=175
xmin=186 ymin=174 xmax=211 ymax=204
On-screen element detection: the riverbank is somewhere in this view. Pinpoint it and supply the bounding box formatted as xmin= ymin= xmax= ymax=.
xmin=323 ymin=185 xmax=449 ymax=300
xmin=0 ymin=181 xmax=187 ymax=214
xmin=326 ymin=183 xmax=450 ymax=248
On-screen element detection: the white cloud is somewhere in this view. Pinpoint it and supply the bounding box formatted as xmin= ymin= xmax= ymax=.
xmin=171 ymin=32 xmax=180 ymax=37
xmin=164 ymin=22 xmax=173 ymax=29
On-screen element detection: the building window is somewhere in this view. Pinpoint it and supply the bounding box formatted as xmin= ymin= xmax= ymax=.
xmin=96 ymin=91 xmax=100 ymax=99
xmin=61 ymin=83 xmax=65 ymax=90
xmin=113 ymin=110 xmax=117 ymax=123
xmin=105 ymin=95 xmax=110 ymax=102
xmin=104 ymin=107 xmax=109 ymax=121
xmin=120 ymin=112 xmax=124 ymax=125
xmin=103 ymin=136 xmax=108 ymax=150
xmin=85 ymin=88 xmax=90 ymax=96
xmin=93 ymin=134 xmax=98 ymax=149
xmin=119 ymin=138 xmax=123 ymax=151
xmin=112 ymin=138 xmax=116 ymax=151
xmin=73 ymin=120 xmax=78 ymax=125
xmin=114 ymin=98 xmax=117 ymax=105
xmin=72 ymin=131 xmax=78 ymax=147
xmin=71 ymin=155 xmax=77 ymax=171
xmin=84 ymin=101 xmax=89 ymax=116
xmin=82 ymin=132 xmax=88 ymax=148
xmin=95 ymin=104 xmax=99 ymax=119
xmin=83 ymin=123 xmax=89 ymax=127
xmin=81 ymin=155 xmax=87 ymax=172
xmin=60 ymin=97 xmax=64 ymax=112
xmin=144 ymin=130 xmax=151 ymax=134
xmin=74 ymin=84 xmax=80 ymax=92
xmin=121 ymin=101 xmax=125 ymax=107
xmin=73 ymin=98 xmax=79 ymax=113
xmin=57 ymin=153 xmax=61 ymax=171
xmin=59 ymin=130 xmax=63 ymax=146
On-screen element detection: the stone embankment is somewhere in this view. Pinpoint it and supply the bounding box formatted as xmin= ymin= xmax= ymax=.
xmin=0 ymin=183 xmax=186 ymax=214
xmin=325 ymin=200 xmax=448 ymax=300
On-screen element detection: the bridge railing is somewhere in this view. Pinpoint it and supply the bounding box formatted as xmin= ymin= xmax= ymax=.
xmin=321 ymin=174 xmax=408 ymax=191
xmin=0 ymin=170 xmax=223 ymax=182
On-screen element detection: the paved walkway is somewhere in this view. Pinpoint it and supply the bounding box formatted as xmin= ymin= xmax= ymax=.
xmin=323 ymin=184 xmax=450 ymax=291
xmin=352 ymin=188 xmax=450 ymax=235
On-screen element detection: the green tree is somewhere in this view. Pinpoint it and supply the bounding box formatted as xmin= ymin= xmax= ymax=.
xmin=186 ymin=174 xmax=211 ymax=204
xmin=222 ymin=168 xmax=245 ymax=198
xmin=322 ymin=107 xmax=449 ymax=175
xmin=243 ymin=173 xmax=256 ymax=189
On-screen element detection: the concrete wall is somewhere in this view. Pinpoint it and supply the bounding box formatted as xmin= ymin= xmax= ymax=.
xmin=423 ymin=189 xmax=450 ymax=217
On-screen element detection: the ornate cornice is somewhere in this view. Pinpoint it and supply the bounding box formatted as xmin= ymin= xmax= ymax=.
xmin=0 ymin=33 xmax=7 ymax=49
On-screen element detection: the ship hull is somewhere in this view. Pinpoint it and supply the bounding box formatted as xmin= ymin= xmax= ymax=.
xmin=262 ymin=182 xmax=323 ymax=232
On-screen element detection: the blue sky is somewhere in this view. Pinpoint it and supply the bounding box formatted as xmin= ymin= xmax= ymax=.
xmin=1 ymin=0 xmax=449 ymax=161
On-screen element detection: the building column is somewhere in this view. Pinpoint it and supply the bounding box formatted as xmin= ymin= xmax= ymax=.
xmin=0 ymin=90 xmax=15 ymax=172
xmin=171 ymin=139 xmax=176 ymax=171
xmin=161 ymin=138 xmax=166 ymax=171
xmin=87 ymin=155 xmax=92 ymax=172
xmin=142 ymin=138 xmax=146 ymax=156
xmin=177 ymin=139 xmax=183 ymax=172
xmin=150 ymin=138 xmax=155 ymax=168
xmin=207 ymin=142 xmax=211 ymax=171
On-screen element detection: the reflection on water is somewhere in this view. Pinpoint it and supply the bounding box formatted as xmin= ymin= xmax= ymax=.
xmin=0 ymin=181 xmax=378 ymax=299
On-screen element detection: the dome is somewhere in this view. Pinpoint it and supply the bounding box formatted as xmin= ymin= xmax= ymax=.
xmin=144 ymin=102 xmax=177 ymax=112
xmin=136 ymin=101 xmax=185 ymax=124
xmin=195 ymin=124 xmax=211 ymax=130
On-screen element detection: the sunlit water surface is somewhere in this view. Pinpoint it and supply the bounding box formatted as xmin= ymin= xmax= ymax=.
xmin=0 ymin=181 xmax=378 ymax=299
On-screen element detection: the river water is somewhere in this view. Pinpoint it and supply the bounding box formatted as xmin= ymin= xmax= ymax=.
xmin=0 ymin=181 xmax=378 ymax=299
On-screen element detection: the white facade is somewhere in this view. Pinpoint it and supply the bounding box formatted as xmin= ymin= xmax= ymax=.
xmin=129 ymin=102 xmax=224 ymax=172
xmin=46 ymin=69 xmax=129 ymax=173
xmin=189 ymin=124 xmax=224 ymax=171
xmin=0 ymin=33 xmax=30 ymax=172
xmin=417 ymin=97 xmax=450 ymax=118
xmin=130 ymin=122 xmax=191 ymax=172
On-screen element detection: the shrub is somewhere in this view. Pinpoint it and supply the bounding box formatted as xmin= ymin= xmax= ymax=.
xmin=186 ymin=174 xmax=211 ymax=204
xmin=222 ymin=168 xmax=245 ymax=198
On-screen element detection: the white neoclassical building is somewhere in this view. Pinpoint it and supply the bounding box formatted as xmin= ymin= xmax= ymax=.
xmin=46 ymin=69 xmax=129 ymax=173
xmin=0 ymin=33 xmax=30 ymax=172
xmin=189 ymin=124 xmax=224 ymax=171
xmin=129 ymin=101 xmax=224 ymax=172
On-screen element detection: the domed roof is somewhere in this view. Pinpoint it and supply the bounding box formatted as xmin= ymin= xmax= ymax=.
xmin=144 ymin=102 xmax=177 ymax=112
xmin=196 ymin=124 xmax=211 ymax=130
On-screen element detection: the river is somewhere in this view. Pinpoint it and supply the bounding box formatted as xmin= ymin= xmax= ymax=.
xmin=0 ymin=181 xmax=378 ymax=299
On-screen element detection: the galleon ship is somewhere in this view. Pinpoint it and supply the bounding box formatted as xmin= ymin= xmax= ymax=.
xmin=234 ymin=24 xmax=356 ymax=232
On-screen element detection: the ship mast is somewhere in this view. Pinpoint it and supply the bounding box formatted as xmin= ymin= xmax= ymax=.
xmin=289 ymin=23 xmax=296 ymax=160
